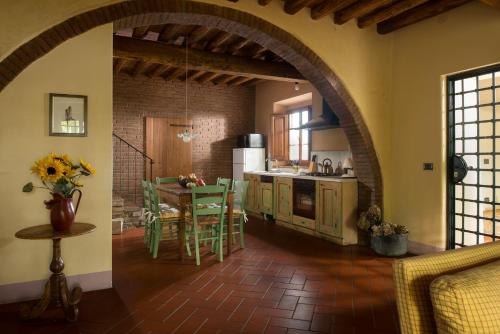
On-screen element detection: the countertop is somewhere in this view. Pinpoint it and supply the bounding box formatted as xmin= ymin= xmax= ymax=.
xmin=245 ymin=171 xmax=358 ymax=183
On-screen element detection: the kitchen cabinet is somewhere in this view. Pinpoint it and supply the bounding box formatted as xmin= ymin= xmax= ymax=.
xmin=258 ymin=182 xmax=273 ymax=215
xmin=316 ymin=180 xmax=358 ymax=245
xmin=317 ymin=181 xmax=341 ymax=237
xmin=244 ymin=174 xmax=259 ymax=213
xmin=275 ymin=177 xmax=293 ymax=223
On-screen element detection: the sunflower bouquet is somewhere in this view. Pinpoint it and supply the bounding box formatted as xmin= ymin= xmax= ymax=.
xmin=23 ymin=153 xmax=95 ymax=198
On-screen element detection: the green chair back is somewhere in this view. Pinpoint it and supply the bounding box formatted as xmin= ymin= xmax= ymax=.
xmin=233 ymin=180 xmax=249 ymax=211
xmin=141 ymin=180 xmax=152 ymax=211
xmin=216 ymin=177 xmax=234 ymax=191
xmin=156 ymin=176 xmax=178 ymax=185
xmin=191 ymin=185 xmax=228 ymax=219
xmin=149 ymin=183 xmax=162 ymax=216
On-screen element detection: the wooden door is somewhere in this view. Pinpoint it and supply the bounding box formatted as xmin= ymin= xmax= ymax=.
xmin=275 ymin=177 xmax=293 ymax=223
xmin=272 ymin=114 xmax=288 ymax=161
xmin=145 ymin=117 xmax=192 ymax=180
xmin=317 ymin=181 xmax=342 ymax=237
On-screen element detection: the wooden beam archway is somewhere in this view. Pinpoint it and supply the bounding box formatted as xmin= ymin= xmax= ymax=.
xmin=0 ymin=0 xmax=383 ymax=209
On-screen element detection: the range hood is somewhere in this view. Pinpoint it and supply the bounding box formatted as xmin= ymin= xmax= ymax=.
xmin=300 ymin=99 xmax=340 ymax=130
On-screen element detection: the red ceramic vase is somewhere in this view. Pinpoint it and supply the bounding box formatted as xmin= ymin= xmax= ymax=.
xmin=44 ymin=190 xmax=82 ymax=231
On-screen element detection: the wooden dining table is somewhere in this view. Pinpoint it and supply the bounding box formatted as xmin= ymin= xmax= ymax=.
xmin=155 ymin=183 xmax=234 ymax=261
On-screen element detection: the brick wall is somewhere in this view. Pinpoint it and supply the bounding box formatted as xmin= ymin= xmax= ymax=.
xmin=113 ymin=73 xmax=255 ymax=203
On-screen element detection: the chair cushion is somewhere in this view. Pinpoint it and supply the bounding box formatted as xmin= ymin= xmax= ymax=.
xmin=159 ymin=207 xmax=180 ymax=220
xmin=430 ymin=259 xmax=500 ymax=334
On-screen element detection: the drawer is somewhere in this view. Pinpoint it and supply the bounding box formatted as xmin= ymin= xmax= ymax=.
xmin=292 ymin=215 xmax=315 ymax=230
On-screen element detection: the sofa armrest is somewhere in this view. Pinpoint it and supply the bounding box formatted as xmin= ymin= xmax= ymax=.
xmin=394 ymin=241 xmax=500 ymax=334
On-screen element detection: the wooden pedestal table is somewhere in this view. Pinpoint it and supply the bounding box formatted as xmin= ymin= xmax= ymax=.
xmin=15 ymin=223 xmax=96 ymax=322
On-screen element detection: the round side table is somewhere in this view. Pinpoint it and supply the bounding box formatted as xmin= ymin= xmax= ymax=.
xmin=15 ymin=223 xmax=96 ymax=322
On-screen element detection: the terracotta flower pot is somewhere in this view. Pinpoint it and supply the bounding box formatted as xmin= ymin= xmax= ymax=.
xmin=44 ymin=190 xmax=82 ymax=231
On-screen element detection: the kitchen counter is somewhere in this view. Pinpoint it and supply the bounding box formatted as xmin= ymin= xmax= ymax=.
xmin=245 ymin=171 xmax=357 ymax=183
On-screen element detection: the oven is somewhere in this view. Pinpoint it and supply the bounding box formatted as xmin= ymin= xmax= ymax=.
xmin=293 ymin=179 xmax=316 ymax=220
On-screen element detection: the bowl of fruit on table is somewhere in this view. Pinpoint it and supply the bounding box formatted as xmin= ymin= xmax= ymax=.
xmin=178 ymin=174 xmax=206 ymax=188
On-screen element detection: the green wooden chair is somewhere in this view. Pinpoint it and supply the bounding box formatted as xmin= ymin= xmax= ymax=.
xmin=141 ymin=180 xmax=155 ymax=248
xmin=149 ymin=184 xmax=182 ymax=259
xmin=223 ymin=180 xmax=249 ymax=249
xmin=185 ymin=185 xmax=228 ymax=265
xmin=217 ymin=177 xmax=234 ymax=191
xmin=156 ymin=176 xmax=178 ymax=185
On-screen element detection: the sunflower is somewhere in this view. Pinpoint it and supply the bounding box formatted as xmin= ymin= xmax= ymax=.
xmin=80 ymin=159 xmax=96 ymax=175
xmin=31 ymin=156 xmax=65 ymax=182
xmin=51 ymin=153 xmax=72 ymax=167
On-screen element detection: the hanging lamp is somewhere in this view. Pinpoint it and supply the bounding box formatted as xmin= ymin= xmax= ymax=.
xmin=177 ymin=36 xmax=198 ymax=143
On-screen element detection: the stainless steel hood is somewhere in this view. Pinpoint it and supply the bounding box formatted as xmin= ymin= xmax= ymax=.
xmin=300 ymin=99 xmax=340 ymax=130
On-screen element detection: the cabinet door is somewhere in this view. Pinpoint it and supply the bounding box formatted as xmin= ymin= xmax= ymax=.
xmin=259 ymin=183 xmax=273 ymax=215
xmin=244 ymin=174 xmax=257 ymax=212
xmin=276 ymin=178 xmax=293 ymax=222
xmin=317 ymin=181 xmax=342 ymax=237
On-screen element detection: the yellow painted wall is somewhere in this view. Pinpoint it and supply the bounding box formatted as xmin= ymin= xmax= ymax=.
xmin=390 ymin=2 xmax=500 ymax=250
xmin=0 ymin=25 xmax=113 ymax=285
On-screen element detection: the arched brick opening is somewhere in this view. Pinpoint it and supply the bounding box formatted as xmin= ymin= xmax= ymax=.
xmin=0 ymin=0 xmax=382 ymax=209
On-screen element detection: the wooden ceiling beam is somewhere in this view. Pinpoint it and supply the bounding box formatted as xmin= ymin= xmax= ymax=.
xmin=146 ymin=64 xmax=169 ymax=78
xmin=206 ymin=31 xmax=233 ymax=51
xmin=242 ymin=78 xmax=265 ymax=87
xmin=113 ymin=58 xmax=127 ymax=74
xmin=227 ymin=37 xmax=250 ymax=54
xmin=188 ymin=26 xmax=211 ymax=45
xmin=311 ymin=0 xmax=357 ymax=20
xmin=479 ymin=0 xmax=500 ymax=9
xmin=114 ymin=36 xmax=306 ymax=82
xmin=284 ymin=0 xmax=314 ymax=15
xmin=228 ymin=76 xmax=254 ymax=86
xmin=162 ymin=67 xmax=185 ymax=81
xmin=158 ymin=24 xmax=184 ymax=42
xmin=132 ymin=26 xmax=150 ymax=39
xmin=212 ymin=74 xmax=235 ymax=85
xmin=131 ymin=61 xmax=147 ymax=77
xmin=196 ymin=72 xmax=220 ymax=84
xmin=334 ymin=0 xmax=394 ymax=25
xmin=377 ymin=0 xmax=470 ymax=34
xmin=357 ymin=0 xmax=429 ymax=28
xmin=258 ymin=0 xmax=273 ymax=5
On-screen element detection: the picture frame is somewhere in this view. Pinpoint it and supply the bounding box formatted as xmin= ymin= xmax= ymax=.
xmin=49 ymin=93 xmax=87 ymax=137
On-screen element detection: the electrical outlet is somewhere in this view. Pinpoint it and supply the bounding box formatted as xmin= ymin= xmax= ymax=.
xmin=423 ymin=163 xmax=434 ymax=171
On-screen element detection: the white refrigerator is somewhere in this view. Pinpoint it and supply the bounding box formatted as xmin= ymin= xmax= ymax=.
xmin=232 ymin=148 xmax=266 ymax=180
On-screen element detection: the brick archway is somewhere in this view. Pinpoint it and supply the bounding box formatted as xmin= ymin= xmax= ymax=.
xmin=0 ymin=0 xmax=382 ymax=209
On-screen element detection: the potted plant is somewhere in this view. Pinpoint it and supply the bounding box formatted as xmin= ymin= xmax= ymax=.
xmin=357 ymin=205 xmax=409 ymax=256
xmin=22 ymin=153 xmax=95 ymax=231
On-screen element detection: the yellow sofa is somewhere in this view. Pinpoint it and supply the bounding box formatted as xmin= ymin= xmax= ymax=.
xmin=393 ymin=241 xmax=500 ymax=334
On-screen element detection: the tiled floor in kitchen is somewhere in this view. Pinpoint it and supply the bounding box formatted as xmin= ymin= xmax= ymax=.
xmin=0 ymin=217 xmax=400 ymax=333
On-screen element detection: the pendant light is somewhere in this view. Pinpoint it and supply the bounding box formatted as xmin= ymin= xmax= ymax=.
xmin=177 ymin=36 xmax=198 ymax=143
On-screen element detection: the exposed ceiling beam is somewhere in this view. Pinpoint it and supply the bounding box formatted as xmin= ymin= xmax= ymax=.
xmin=132 ymin=26 xmax=150 ymax=39
xmin=206 ymin=31 xmax=233 ymax=51
xmin=113 ymin=58 xmax=127 ymax=74
xmin=258 ymin=0 xmax=273 ymax=5
xmin=188 ymin=26 xmax=211 ymax=45
xmin=131 ymin=61 xmax=147 ymax=77
xmin=357 ymin=0 xmax=429 ymax=28
xmin=196 ymin=72 xmax=220 ymax=84
xmin=113 ymin=36 xmax=306 ymax=82
xmin=479 ymin=0 xmax=500 ymax=8
xmin=334 ymin=0 xmax=394 ymax=25
xmin=213 ymin=74 xmax=235 ymax=85
xmin=311 ymin=0 xmax=357 ymax=20
xmin=228 ymin=76 xmax=255 ymax=86
xmin=284 ymin=0 xmax=313 ymax=15
xmin=146 ymin=64 xmax=169 ymax=78
xmin=377 ymin=0 xmax=470 ymax=34
xmin=162 ymin=67 xmax=185 ymax=81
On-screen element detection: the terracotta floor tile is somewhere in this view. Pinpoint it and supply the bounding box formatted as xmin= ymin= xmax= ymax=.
xmin=0 ymin=217 xmax=401 ymax=334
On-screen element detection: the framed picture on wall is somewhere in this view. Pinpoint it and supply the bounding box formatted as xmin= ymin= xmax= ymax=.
xmin=49 ymin=93 xmax=87 ymax=136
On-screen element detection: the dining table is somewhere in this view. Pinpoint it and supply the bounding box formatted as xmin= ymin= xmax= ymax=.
xmin=155 ymin=183 xmax=234 ymax=261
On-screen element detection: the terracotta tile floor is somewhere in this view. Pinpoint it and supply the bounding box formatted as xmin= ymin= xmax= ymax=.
xmin=0 ymin=218 xmax=400 ymax=333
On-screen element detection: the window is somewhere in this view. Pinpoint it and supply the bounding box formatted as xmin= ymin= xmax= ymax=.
xmin=271 ymin=107 xmax=311 ymax=164
xmin=289 ymin=108 xmax=311 ymax=162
